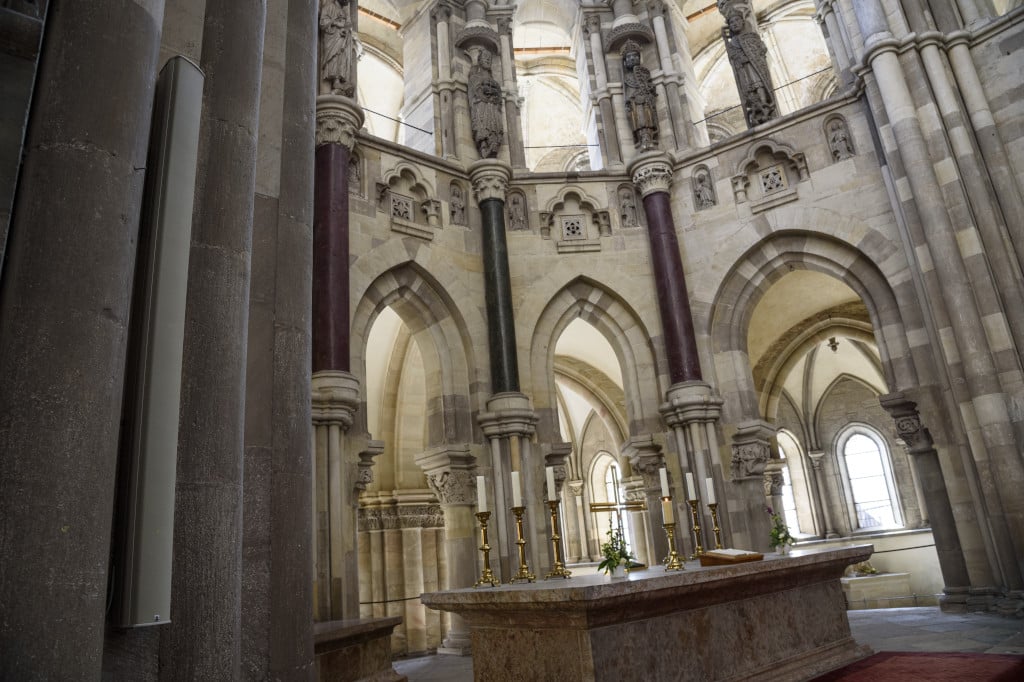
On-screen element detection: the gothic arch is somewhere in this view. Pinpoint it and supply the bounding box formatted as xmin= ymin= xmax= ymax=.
xmin=527 ymin=276 xmax=663 ymax=445
xmin=708 ymin=230 xmax=915 ymax=422
xmin=351 ymin=262 xmax=476 ymax=446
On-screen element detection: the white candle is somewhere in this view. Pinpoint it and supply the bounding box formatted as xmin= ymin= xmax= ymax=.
xmin=659 ymin=467 xmax=670 ymax=498
xmin=546 ymin=466 xmax=557 ymax=501
xmin=477 ymin=475 xmax=487 ymax=513
xmin=685 ymin=472 xmax=696 ymax=501
xmin=511 ymin=471 xmax=522 ymax=507
xmin=661 ymin=498 xmax=674 ymax=524
xmin=705 ymin=477 xmax=716 ymax=505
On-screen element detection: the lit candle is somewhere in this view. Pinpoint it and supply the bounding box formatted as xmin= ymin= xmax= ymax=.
xmin=659 ymin=467 xmax=670 ymax=498
xmin=705 ymin=477 xmax=716 ymax=506
xmin=685 ymin=472 xmax=696 ymax=501
xmin=546 ymin=466 xmax=557 ymax=501
xmin=477 ymin=475 xmax=487 ymax=513
xmin=661 ymin=498 xmax=674 ymax=524
xmin=511 ymin=471 xmax=522 ymax=507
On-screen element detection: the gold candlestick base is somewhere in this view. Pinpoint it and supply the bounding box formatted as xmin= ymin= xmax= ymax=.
xmin=474 ymin=511 xmax=499 ymax=587
xmin=708 ymin=502 xmax=724 ymax=550
xmin=687 ymin=499 xmax=705 ymax=560
xmin=662 ymin=522 xmax=684 ymax=571
xmin=509 ymin=506 xmax=536 ymax=583
xmin=545 ymin=500 xmax=572 ymax=579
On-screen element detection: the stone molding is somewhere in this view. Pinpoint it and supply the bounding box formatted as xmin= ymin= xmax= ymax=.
xmin=621 ymin=434 xmax=665 ymax=492
xmin=453 ymin=24 xmax=500 ymax=52
xmin=763 ymin=459 xmax=785 ymax=497
xmin=469 ymin=159 xmax=512 ymax=204
xmin=629 ymin=151 xmax=674 ymax=197
xmin=606 ymin=22 xmax=655 ymax=52
xmin=315 ymin=94 xmax=364 ymax=149
xmin=477 ymin=391 xmax=538 ymax=438
xmin=660 ymin=381 xmax=723 ymax=427
xmin=312 ymin=370 xmax=361 ymax=429
xmin=543 ymin=441 xmax=572 ymax=497
xmin=357 ymin=440 xmax=385 ymax=492
xmin=358 ymin=504 xmax=446 ymax=531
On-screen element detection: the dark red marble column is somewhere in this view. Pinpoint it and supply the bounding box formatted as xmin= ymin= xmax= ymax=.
xmin=313 ymin=142 xmax=350 ymax=373
xmin=635 ymin=158 xmax=702 ymax=383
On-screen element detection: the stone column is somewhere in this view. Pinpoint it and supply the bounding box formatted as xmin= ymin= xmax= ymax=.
xmin=623 ymin=435 xmax=669 ymax=562
xmin=583 ymin=13 xmax=624 ymax=169
xmin=478 ymin=393 xmax=539 ymax=581
xmin=0 ymin=1 xmax=164 ymax=677
xmin=567 ymin=480 xmax=587 ymax=562
xmin=814 ymin=0 xmax=853 ymax=86
xmin=855 ymin=0 xmax=1024 ymax=590
xmin=807 ymin=451 xmax=838 ymax=538
xmin=729 ymin=421 xmax=777 ymax=551
xmin=647 ymin=0 xmax=691 ymax=150
xmin=494 ymin=12 xmax=526 ymax=169
xmin=880 ymin=393 xmax=972 ymax=608
xmin=311 ymin=90 xmax=368 ymax=622
xmin=161 ymin=1 xmax=267 ymax=677
xmin=419 ymin=447 xmax=478 ymax=655
xmin=432 ymin=2 xmax=458 ymax=160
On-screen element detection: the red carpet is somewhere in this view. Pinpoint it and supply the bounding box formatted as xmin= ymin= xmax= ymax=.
xmin=812 ymin=651 xmax=1024 ymax=681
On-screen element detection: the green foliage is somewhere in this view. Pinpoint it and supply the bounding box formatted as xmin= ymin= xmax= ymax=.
xmin=597 ymin=527 xmax=634 ymax=574
xmin=765 ymin=506 xmax=795 ymax=548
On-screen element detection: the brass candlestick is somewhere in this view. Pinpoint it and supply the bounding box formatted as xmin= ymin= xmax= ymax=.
xmin=545 ymin=500 xmax=572 ymax=579
xmin=662 ymin=522 xmax=684 ymax=571
xmin=474 ymin=511 xmax=499 ymax=587
xmin=687 ymin=499 xmax=704 ymax=559
xmin=509 ymin=506 xmax=536 ymax=583
xmin=708 ymin=502 xmax=724 ymax=549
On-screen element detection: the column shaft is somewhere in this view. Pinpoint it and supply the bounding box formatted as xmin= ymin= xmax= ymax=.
xmin=641 ymin=191 xmax=701 ymax=382
xmin=162 ymin=0 xmax=266 ymax=677
xmin=0 ymin=1 xmax=164 ymax=677
xmin=480 ymin=198 xmax=520 ymax=392
xmin=313 ymin=143 xmax=351 ymax=373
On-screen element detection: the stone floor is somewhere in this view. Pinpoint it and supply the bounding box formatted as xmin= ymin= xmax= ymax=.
xmin=391 ymin=607 xmax=1024 ymax=681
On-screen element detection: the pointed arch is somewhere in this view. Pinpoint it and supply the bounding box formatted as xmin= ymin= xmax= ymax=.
xmin=527 ymin=276 xmax=663 ymax=444
xmin=708 ymin=229 xmax=915 ymax=422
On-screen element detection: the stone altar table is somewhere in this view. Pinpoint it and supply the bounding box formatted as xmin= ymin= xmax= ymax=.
xmin=421 ymin=545 xmax=873 ymax=681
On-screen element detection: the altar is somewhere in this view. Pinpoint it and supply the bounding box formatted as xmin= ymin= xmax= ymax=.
xmin=421 ymin=545 xmax=873 ymax=681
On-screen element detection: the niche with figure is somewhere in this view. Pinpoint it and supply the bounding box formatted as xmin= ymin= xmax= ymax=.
xmin=376 ymin=162 xmax=441 ymax=240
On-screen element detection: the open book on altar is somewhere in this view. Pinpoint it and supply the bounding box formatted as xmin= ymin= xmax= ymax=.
xmin=699 ymin=549 xmax=764 ymax=566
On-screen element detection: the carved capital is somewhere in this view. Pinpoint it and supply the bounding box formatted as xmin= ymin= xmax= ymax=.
xmin=468 ymin=159 xmax=512 ymax=204
xmin=568 ymin=479 xmax=585 ymax=497
xmin=730 ymin=419 xmax=776 ymax=479
xmin=355 ymin=440 xmax=385 ymax=492
xmin=631 ymin=161 xmax=673 ymax=197
xmin=763 ymin=459 xmax=785 ymax=497
xmin=583 ymin=14 xmax=602 ymax=38
xmin=646 ymin=0 xmax=666 ymax=16
xmin=316 ymin=95 xmax=365 ymax=149
xmin=879 ymin=392 xmax=935 ymax=456
xmin=431 ymin=1 xmax=453 ymax=23
xmin=496 ymin=16 xmax=512 ymax=36
xmin=426 ymin=469 xmax=477 ymax=506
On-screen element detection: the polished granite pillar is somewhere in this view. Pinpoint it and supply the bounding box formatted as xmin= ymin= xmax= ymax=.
xmin=630 ymin=151 xmax=701 ymax=384
xmin=470 ymin=159 xmax=519 ymax=392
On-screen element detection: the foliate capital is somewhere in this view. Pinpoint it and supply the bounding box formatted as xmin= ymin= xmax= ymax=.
xmin=468 ymin=159 xmax=512 ymax=204
xmin=630 ymin=153 xmax=674 ymax=197
xmin=316 ymin=95 xmax=365 ymax=150
xmin=426 ymin=469 xmax=477 ymax=506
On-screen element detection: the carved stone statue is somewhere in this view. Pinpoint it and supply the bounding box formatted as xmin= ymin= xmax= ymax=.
xmin=319 ymin=0 xmax=355 ymax=96
xmin=508 ymin=193 xmax=527 ymax=231
xmin=622 ymin=40 xmax=659 ymax=151
xmin=449 ymin=183 xmax=466 ymax=225
xmin=693 ymin=168 xmax=716 ymax=209
xmin=468 ymin=48 xmax=504 ymax=159
xmin=619 ymin=187 xmax=638 ymax=227
xmin=722 ymin=10 xmax=777 ymax=128
xmin=827 ymin=119 xmax=854 ymax=161
xmin=348 ymin=153 xmax=361 ymax=195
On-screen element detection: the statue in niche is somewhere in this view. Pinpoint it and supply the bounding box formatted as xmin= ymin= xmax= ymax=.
xmin=319 ymin=0 xmax=355 ymax=96
xmin=827 ymin=119 xmax=854 ymax=161
xmin=449 ymin=183 xmax=466 ymax=225
xmin=722 ymin=9 xmax=777 ymax=128
xmin=693 ymin=169 xmax=716 ymax=209
xmin=508 ymin=193 xmax=527 ymax=231
xmin=622 ymin=40 xmax=659 ymax=151
xmin=348 ymin=154 xmax=361 ymax=195
xmin=468 ymin=48 xmax=505 ymax=159
xmin=619 ymin=188 xmax=638 ymax=227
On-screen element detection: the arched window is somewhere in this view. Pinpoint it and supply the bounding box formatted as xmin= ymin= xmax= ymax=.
xmin=836 ymin=426 xmax=902 ymax=531
xmin=777 ymin=429 xmax=814 ymax=536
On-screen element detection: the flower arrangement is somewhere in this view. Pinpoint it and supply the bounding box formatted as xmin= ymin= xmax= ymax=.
xmin=765 ymin=506 xmax=795 ymax=549
xmin=597 ymin=527 xmax=634 ymax=574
